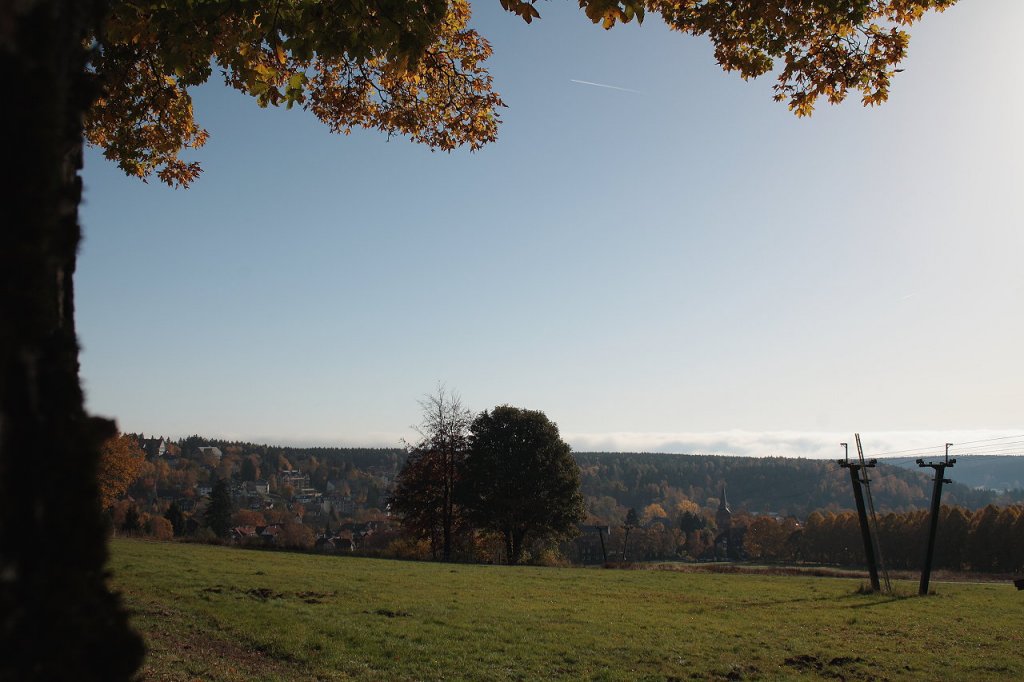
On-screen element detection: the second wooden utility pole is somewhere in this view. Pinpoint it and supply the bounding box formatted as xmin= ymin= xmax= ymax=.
xmin=918 ymin=443 xmax=955 ymax=596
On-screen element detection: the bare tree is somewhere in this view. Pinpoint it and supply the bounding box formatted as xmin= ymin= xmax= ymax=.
xmin=622 ymin=508 xmax=640 ymax=561
xmin=393 ymin=385 xmax=473 ymax=561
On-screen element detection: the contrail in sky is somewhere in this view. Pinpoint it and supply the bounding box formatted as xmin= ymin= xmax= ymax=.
xmin=570 ymin=79 xmax=641 ymax=94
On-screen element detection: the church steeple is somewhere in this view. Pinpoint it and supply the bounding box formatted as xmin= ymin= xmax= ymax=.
xmin=716 ymin=484 xmax=732 ymax=531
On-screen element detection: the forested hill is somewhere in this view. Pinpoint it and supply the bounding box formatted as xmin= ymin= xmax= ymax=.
xmin=880 ymin=455 xmax=1024 ymax=492
xmin=181 ymin=436 xmax=406 ymax=475
xmin=574 ymin=453 xmax=1023 ymax=521
xmin=176 ymin=437 xmax=1023 ymax=521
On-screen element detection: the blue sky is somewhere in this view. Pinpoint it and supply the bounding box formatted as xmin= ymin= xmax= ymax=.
xmin=78 ymin=1 xmax=1023 ymax=458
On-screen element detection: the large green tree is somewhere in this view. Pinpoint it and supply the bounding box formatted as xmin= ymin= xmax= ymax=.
xmin=1 ymin=0 xmax=957 ymax=678
xmin=459 ymin=406 xmax=585 ymax=564
xmin=204 ymin=479 xmax=234 ymax=539
xmin=164 ymin=500 xmax=186 ymax=537
xmin=391 ymin=448 xmax=448 ymax=558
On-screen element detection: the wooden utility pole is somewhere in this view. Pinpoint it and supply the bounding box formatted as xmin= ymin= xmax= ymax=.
xmin=918 ymin=443 xmax=955 ymax=596
xmin=838 ymin=442 xmax=881 ymax=592
xmin=594 ymin=525 xmax=608 ymax=563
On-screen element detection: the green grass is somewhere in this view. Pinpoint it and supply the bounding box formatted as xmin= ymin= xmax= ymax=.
xmin=109 ymin=539 xmax=1024 ymax=681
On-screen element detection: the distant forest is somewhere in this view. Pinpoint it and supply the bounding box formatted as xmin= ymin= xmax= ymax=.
xmin=881 ymin=455 xmax=1024 ymax=492
xmin=182 ymin=437 xmax=1024 ymax=523
xmin=574 ymin=452 xmax=1024 ymax=523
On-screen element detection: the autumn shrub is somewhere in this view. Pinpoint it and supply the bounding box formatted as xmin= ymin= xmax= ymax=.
xmin=109 ymin=499 xmax=133 ymax=531
xmin=231 ymin=509 xmax=266 ymax=527
xmin=240 ymin=535 xmax=266 ymax=549
xmin=145 ymin=516 xmax=174 ymax=541
xmin=278 ymin=522 xmax=314 ymax=550
xmin=385 ymin=537 xmax=433 ymax=560
xmin=265 ymin=508 xmax=298 ymax=525
xmin=189 ymin=527 xmax=221 ymax=545
xmin=531 ymin=547 xmax=570 ymax=568
xmin=603 ymin=561 xmax=644 ymax=570
xmin=98 ymin=433 xmax=145 ymax=509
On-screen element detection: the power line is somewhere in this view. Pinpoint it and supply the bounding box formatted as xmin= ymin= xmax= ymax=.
xmin=953 ymin=440 xmax=1024 ymax=454
xmin=953 ymin=433 xmax=1024 ymax=446
xmin=954 ymin=448 xmax=1024 ymax=457
xmin=874 ymin=444 xmax=1024 ymax=459
xmin=869 ymin=433 xmax=1024 ymax=458
xmin=870 ymin=445 xmax=949 ymax=457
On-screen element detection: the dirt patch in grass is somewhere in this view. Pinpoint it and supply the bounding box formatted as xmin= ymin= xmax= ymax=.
xmin=296 ymin=590 xmax=332 ymax=604
xmin=200 ymin=585 xmax=334 ymax=603
xmin=367 ymin=608 xmax=412 ymax=618
xmin=245 ymin=587 xmax=284 ymax=601
xmin=783 ymin=654 xmax=873 ymax=680
xmin=130 ymin=600 xmax=304 ymax=681
xmin=705 ymin=662 xmax=762 ymax=681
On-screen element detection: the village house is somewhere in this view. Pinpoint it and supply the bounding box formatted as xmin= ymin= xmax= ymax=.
xmin=293 ymin=487 xmax=321 ymax=504
xmin=257 ymin=524 xmax=282 ymax=547
xmin=279 ymin=469 xmax=310 ymax=490
xmin=315 ymin=530 xmax=356 ymax=553
xmin=196 ymin=446 xmax=223 ymax=462
xmin=243 ymin=480 xmax=270 ymax=496
xmin=230 ymin=526 xmax=259 ymax=543
xmin=139 ymin=437 xmax=167 ymax=458
xmin=322 ymin=492 xmax=355 ymax=515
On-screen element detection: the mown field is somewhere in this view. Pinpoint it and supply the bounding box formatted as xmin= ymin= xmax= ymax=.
xmin=108 ymin=539 xmax=1024 ymax=681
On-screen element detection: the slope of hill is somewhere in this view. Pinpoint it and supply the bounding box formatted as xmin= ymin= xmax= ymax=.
xmin=145 ymin=435 xmax=1024 ymax=524
xmin=574 ymin=452 xmax=1018 ymax=520
xmin=880 ymin=455 xmax=1024 ymax=492
xmin=109 ymin=538 xmax=1024 ymax=682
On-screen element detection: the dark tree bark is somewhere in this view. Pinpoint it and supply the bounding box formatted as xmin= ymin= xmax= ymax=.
xmin=0 ymin=1 xmax=144 ymax=678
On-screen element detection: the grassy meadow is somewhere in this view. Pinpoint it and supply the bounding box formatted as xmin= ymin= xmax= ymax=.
xmin=108 ymin=539 xmax=1024 ymax=681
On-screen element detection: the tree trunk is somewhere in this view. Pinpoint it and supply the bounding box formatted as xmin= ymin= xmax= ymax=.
xmin=0 ymin=1 xmax=144 ymax=678
xmin=509 ymin=529 xmax=527 ymax=565
xmin=442 ymin=461 xmax=452 ymax=561
xmin=504 ymin=530 xmax=515 ymax=565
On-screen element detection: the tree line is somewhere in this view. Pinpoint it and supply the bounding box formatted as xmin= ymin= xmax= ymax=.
xmin=562 ymin=504 xmax=1024 ymax=576
xmin=799 ymin=505 xmax=1024 ymax=573
xmin=100 ymin=417 xmax=1024 ymax=575
xmin=98 ymin=427 xmax=1024 ymax=557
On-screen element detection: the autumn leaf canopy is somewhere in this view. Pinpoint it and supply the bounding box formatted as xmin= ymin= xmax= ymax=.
xmin=84 ymin=0 xmax=957 ymax=187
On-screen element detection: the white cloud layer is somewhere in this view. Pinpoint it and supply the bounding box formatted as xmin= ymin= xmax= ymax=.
xmin=180 ymin=429 xmax=1024 ymax=461
xmin=562 ymin=430 xmax=1024 ymax=460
